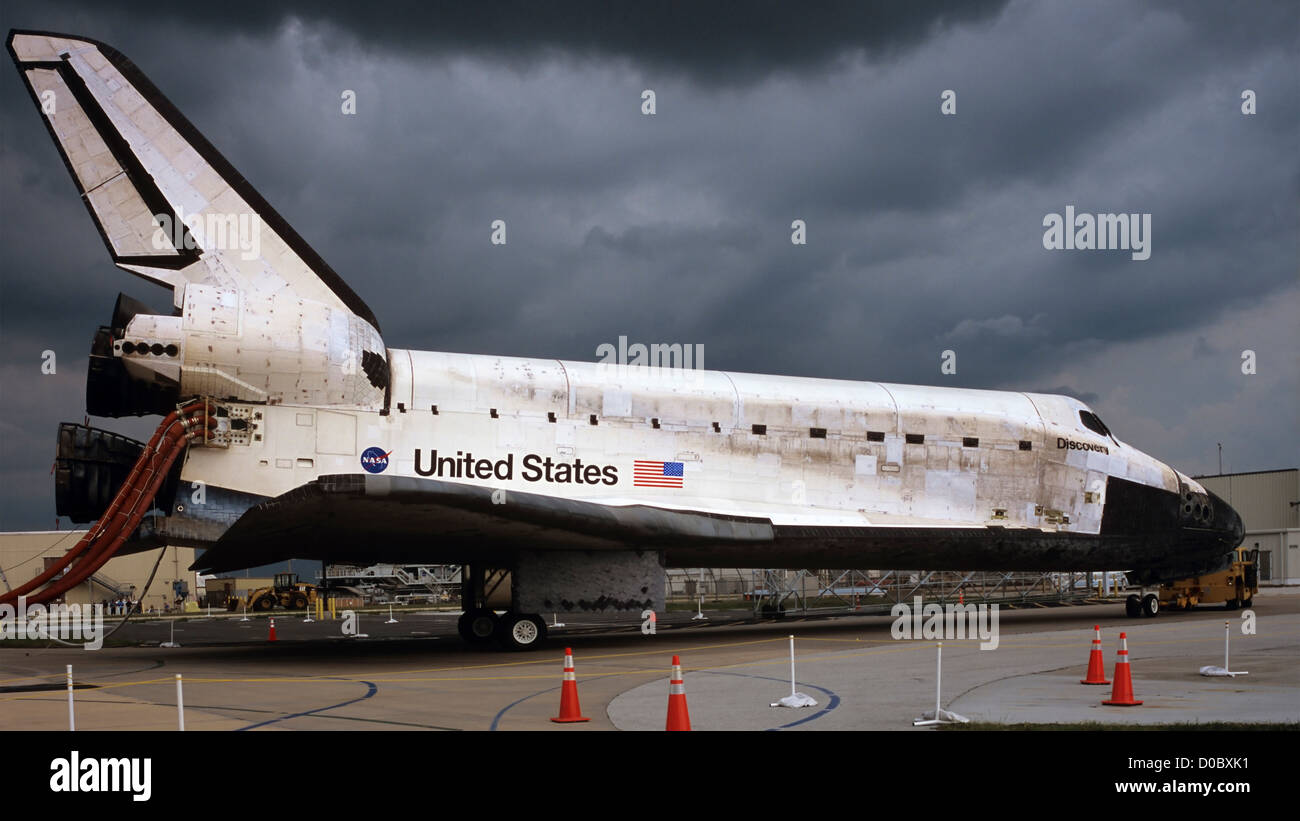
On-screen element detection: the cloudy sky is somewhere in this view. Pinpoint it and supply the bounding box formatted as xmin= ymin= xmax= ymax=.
xmin=1 ymin=0 xmax=1296 ymax=530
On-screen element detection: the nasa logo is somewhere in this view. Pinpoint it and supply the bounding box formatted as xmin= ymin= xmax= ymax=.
xmin=360 ymin=446 xmax=391 ymax=474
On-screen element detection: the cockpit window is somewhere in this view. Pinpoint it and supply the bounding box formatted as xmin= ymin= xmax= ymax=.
xmin=1079 ymin=410 xmax=1111 ymax=437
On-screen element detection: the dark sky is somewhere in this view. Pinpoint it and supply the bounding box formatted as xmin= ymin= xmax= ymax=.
xmin=1 ymin=0 xmax=1297 ymax=530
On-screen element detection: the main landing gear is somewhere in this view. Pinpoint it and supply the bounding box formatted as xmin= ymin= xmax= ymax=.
xmin=456 ymin=608 xmax=548 ymax=650
xmin=457 ymin=608 xmax=499 ymax=643
xmin=458 ymin=566 xmax=549 ymax=651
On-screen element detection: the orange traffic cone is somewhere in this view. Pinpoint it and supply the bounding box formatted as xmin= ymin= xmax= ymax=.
xmin=1080 ymin=625 xmax=1110 ymax=685
xmin=666 ymin=655 xmax=691 ymax=731
xmin=551 ymin=647 xmax=590 ymax=723
xmin=1102 ymin=631 xmax=1142 ymax=706
xmin=268 ymin=617 xmax=277 ymax=642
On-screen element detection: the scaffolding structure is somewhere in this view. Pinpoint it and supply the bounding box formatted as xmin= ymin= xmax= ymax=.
xmin=323 ymin=563 xmax=462 ymax=604
xmin=666 ymin=567 xmax=1126 ymax=615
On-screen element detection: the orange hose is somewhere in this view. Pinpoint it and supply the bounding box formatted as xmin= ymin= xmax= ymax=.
xmin=0 ymin=402 xmax=204 ymax=604
xmin=0 ymin=410 xmax=185 ymax=604
xmin=2 ymin=403 xmax=212 ymax=606
xmin=27 ymin=412 xmax=214 ymax=605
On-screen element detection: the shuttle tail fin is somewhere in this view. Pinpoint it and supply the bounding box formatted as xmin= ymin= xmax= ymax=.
xmin=7 ymin=29 xmax=381 ymax=332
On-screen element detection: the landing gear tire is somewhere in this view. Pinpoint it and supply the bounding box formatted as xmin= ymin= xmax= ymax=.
xmin=495 ymin=613 xmax=547 ymax=651
xmin=1125 ymin=595 xmax=1141 ymax=618
xmin=1141 ymin=593 xmax=1160 ymax=618
xmin=458 ymin=608 xmax=499 ymax=644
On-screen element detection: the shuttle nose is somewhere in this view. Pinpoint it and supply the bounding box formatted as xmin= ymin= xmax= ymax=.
xmin=1208 ymin=490 xmax=1244 ymax=549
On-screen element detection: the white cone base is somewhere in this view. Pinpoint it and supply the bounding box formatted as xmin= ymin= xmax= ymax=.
xmin=770 ymin=692 xmax=818 ymax=708
xmin=1199 ymin=666 xmax=1248 ymax=677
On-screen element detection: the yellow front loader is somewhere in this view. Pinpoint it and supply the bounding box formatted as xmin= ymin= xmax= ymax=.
xmin=228 ymin=573 xmax=318 ymax=612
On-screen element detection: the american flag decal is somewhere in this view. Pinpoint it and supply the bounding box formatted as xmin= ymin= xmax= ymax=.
xmin=633 ymin=460 xmax=685 ymax=488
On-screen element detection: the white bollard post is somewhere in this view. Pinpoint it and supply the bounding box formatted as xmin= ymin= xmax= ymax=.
xmin=1216 ymin=620 xmax=1227 ymax=675
xmin=1224 ymin=620 xmax=1247 ymax=675
xmin=1200 ymin=621 xmax=1247 ymax=677
xmin=770 ymin=634 xmax=817 ymax=708
xmin=934 ymin=641 xmax=943 ymax=720
xmin=386 ymin=604 xmax=397 ymax=624
xmin=66 ymin=665 xmax=75 ymax=732
xmin=1224 ymin=620 xmax=1230 ymax=670
xmin=912 ymin=640 xmax=967 ymax=725
xmin=176 ymin=674 xmax=185 ymax=731
xmin=161 ymin=618 xmax=180 ymax=648
xmin=789 ymin=634 xmax=797 ymax=697
xmin=240 ymin=601 xmax=249 ymax=622
xmin=693 ymin=568 xmax=709 ymax=621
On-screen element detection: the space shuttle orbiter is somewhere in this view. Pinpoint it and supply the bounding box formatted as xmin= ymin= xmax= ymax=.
xmin=7 ymin=30 xmax=1243 ymax=648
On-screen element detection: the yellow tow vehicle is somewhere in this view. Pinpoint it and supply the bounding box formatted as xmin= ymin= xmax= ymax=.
xmin=1154 ymin=546 xmax=1259 ymax=613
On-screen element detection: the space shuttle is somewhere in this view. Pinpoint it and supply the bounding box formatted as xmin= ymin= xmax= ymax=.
xmin=6 ymin=30 xmax=1244 ymax=648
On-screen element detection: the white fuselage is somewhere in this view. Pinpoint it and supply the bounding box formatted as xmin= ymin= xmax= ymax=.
xmin=179 ymin=348 xmax=1198 ymax=536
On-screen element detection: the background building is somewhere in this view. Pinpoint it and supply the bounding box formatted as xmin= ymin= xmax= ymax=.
xmin=1197 ymin=469 xmax=1299 ymax=585
xmin=0 ymin=531 xmax=198 ymax=611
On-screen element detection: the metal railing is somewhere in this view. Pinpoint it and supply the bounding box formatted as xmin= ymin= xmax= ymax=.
xmin=666 ymin=567 xmax=1124 ymax=616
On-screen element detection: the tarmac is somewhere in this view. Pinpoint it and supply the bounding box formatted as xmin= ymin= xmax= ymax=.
xmin=1 ymin=590 xmax=1296 ymax=731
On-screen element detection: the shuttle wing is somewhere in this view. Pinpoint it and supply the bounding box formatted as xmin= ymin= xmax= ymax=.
xmin=191 ymin=474 xmax=776 ymax=573
xmin=7 ymin=29 xmax=379 ymax=329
